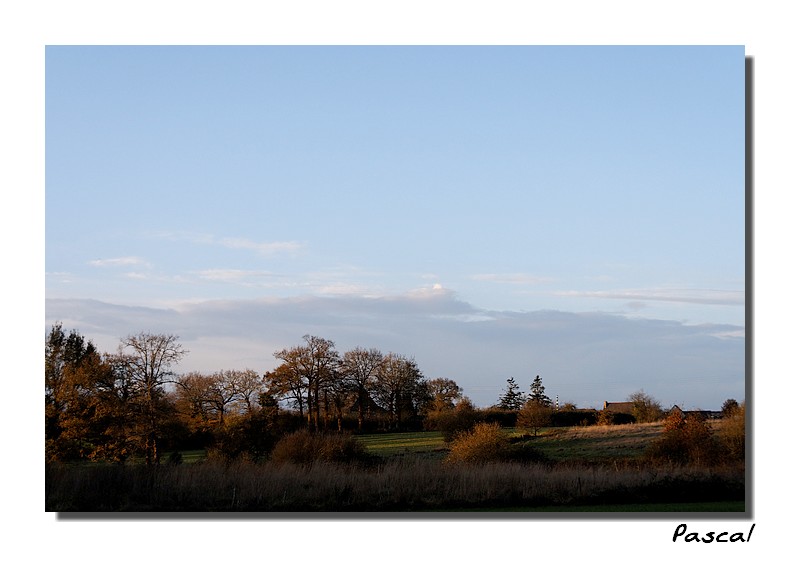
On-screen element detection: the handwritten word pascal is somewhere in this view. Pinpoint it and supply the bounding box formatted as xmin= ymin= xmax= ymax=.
xmin=673 ymin=523 xmax=754 ymax=543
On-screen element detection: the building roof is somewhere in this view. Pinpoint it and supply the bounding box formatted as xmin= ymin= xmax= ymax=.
xmin=670 ymin=406 xmax=725 ymax=420
xmin=603 ymin=401 xmax=635 ymax=414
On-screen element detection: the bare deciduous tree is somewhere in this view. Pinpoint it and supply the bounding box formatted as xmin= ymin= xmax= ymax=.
xmin=627 ymin=390 xmax=663 ymax=423
xmin=340 ymin=346 xmax=384 ymax=430
xmin=273 ymin=335 xmax=340 ymax=430
xmin=119 ymin=332 xmax=187 ymax=466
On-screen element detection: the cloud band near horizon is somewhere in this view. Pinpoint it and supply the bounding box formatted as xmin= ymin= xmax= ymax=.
xmin=45 ymin=289 xmax=745 ymax=411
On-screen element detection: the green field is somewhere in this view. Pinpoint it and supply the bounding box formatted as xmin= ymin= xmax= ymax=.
xmin=516 ymin=423 xmax=664 ymax=461
xmin=172 ymin=422 xmax=695 ymax=464
xmin=354 ymin=423 xmax=664 ymax=462
xmin=357 ymin=431 xmax=447 ymax=458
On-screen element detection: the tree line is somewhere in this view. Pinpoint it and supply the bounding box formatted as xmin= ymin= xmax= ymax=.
xmin=45 ymin=324 xmax=467 ymax=464
xmin=46 ymin=323 xmax=736 ymax=466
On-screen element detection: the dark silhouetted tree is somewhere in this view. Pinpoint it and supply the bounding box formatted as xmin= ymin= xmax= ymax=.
xmin=118 ymin=332 xmax=187 ymax=466
xmin=527 ymin=375 xmax=552 ymax=407
xmin=340 ymin=346 xmax=384 ymax=430
xmin=722 ymin=398 xmax=740 ymax=418
xmin=498 ymin=377 xmax=524 ymax=411
xmin=373 ymin=353 xmax=424 ymax=428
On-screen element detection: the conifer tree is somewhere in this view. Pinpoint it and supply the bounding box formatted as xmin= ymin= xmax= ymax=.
xmin=498 ymin=377 xmax=524 ymax=410
xmin=528 ymin=375 xmax=552 ymax=407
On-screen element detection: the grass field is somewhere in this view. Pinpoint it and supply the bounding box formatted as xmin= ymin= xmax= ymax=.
xmin=354 ymin=423 xmax=664 ymax=462
xmin=357 ymin=431 xmax=447 ymax=458
xmin=518 ymin=423 xmax=664 ymax=462
xmin=172 ymin=422 xmax=708 ymax=464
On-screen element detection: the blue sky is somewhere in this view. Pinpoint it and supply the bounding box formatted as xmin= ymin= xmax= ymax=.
xmin=45 ymin=45 xmax=744 ymax=409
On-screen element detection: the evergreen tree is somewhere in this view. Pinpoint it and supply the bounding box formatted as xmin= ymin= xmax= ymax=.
xmin=498 ymin=377 xmax=524 ymax=410
xmin=528 ymin=375 xmax=552 ymax=407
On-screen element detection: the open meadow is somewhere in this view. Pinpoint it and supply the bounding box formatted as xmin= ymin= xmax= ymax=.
xmin=356 ymin=424 xmax=666 ymax=462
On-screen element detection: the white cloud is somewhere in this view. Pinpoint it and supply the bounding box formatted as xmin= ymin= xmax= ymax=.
xmin=218 ymin=237 xmax=304 ymax=255
xmin=153 ymin=231 xmax=304 ymax=256
xmin=89 ymin=256 xmax=149 ymax=267
xmin=124 ymin=272 xmax=150 ymax=280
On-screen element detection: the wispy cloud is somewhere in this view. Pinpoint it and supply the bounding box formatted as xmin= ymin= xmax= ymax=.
xmin=154 ymin=231 xmax=304 ymax=256
xmin=218 ymin=237 xmax=304 ymax=255
xmin=123 ymin=272 xmax=151 ymax=280
xmin=89 ymin=256 xmax=150 ymax=268
xmin=555 ymin=288 xmax=745 ymax=306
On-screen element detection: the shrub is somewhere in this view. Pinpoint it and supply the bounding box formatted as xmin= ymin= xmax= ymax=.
xmin=646 ymin=412 xmax=720 ymax=465
xmin=662 ymin=406 xmax=685 ymax=432
xmin=477 ymin=407 xmax=519 ymax=427
xmin=507 ymin=440 xmax=550 ymax=464
xmin=717 ymin=403 xmax=745 ymax=461
xmin=597 ymin=409 xmax=635 ymax=426
xmin=436 ymin=398 xmax=481 ymax=442
xmin=550 ymin=410 xmax=598 ymax=427
xmin=270 ymin=430 xmax=368 ymax=465
xmin=207 ymin=413 xmax=278 ymax=463
xmin=445 ymin=422 xmax=511 ymax=464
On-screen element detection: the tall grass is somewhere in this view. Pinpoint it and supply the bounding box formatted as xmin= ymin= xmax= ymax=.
xmin=46 ymin=458 xmax=744 ymax=512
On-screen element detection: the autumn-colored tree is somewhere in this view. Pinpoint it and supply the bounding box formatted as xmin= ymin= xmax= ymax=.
xmin=646 ymin=409 xmax=719 ymax=465
xmin=682 ymin=413 xmax=716 ymax=463
xmin=265 ymin=361 xmax=307 ymax=418
xmin=627 ymin=390 xmax=663 ymax=423
xmin=516 ymin=399 xmax=552 ymax=436
xmin=718 ymin=401 xmax=745 ymax=461
xmin=426 ymin=377 xmax=463 ymax=413
xmin=273 ymin=335 xmax=340 ymax=430
xmin=45 ymin=324 xmax=141 ymax=462
xmin=46 ymin=323 xmax=89 ymax=459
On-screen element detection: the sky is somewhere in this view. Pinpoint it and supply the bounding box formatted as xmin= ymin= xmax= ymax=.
xmin=45 ymin=45 xmax=745 ymax=410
